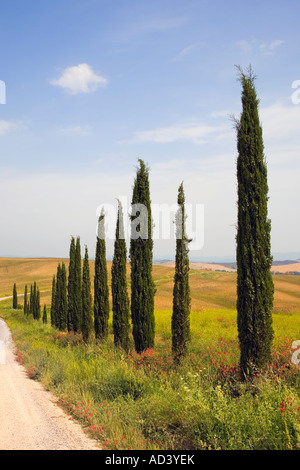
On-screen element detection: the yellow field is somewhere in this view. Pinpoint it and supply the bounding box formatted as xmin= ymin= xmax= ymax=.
xmin=1 ymin=257 xmax=299 ymax=315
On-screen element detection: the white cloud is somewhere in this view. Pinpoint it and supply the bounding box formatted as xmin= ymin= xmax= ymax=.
xmin=259 ymin=39 xmax=284 ymax=55
xmin=260 ymin=100 xmax=300 ymax=143
xmin=235 ymin=39 xmax=255 ymax=54
xmin=0 ymin=120 xmax=16 ymax=135
xmin=123 ymin=122 xmax=227 ymax=144
xmin=59 ymin=125 xmax=92 ymax=136
xmin=236 ymin=39 xmax=284 ymax=56
xmin=50 ymin=63 xmax=108 ymax=94
xmin=171 ymin=42 xmax=204 ymax=62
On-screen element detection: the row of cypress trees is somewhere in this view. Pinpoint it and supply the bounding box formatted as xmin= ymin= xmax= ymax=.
xmin=110 ymin=66 xmax=274 ymax=376
xmin=13 ymin=67 xmax=274 ymax=377
xmin=13 ymin=281 xmax=45 ymax=321
xmin=51 ymin=237 xmax=105 ymax=345
xmin=24 ymin=282 xmax=41 ymax=319
xmin=47 ymin=159 xmax=190 ymax=365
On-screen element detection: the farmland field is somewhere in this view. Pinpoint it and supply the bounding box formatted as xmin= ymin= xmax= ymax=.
xmin=1 ymin=257 xmax=300 ymax=450
xmin=1 ymin=257 xmax=300 ymax=314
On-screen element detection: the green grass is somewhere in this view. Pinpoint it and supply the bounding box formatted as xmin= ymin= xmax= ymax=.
xmin=1 ymin=299 xmax=300 ymax=450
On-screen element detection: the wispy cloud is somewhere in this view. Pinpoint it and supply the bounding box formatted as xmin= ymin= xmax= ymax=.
xmin=59 ymin=125 xmax=92 ymax=136
xmin=259 ymin=39 xmax=284 ymax=55
xmin=260 ymin=100 xmax=300 ymax=145
xmin=236 ymin=39 xmax=284 ymax=56
xmin=171 ymin=42 xmax=204 ymax=62
xmin=0 ymin=120 xmax=18 ymax=135
xmin=235 ymin=39 xmax=255 ymax=54
xmin=50 ymin=63 xmax=108 ymax=94
xmin=123 ymin=121 xmax=227 ymax=145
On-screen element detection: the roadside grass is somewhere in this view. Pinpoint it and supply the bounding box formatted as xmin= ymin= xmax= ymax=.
xmin=1 ymin=300 xmax=300 ymax=450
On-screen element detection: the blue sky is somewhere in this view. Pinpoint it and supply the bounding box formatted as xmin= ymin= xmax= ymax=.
xmin=0 ymin=0 xmax=299 ymax=260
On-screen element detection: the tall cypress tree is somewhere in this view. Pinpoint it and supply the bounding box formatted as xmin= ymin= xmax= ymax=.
xmin=24 ymin=285 xmax=28 ymax=315
xmin=67 ymin=236 xmax=76 ymax=332
xmin=111 ymin=200 xmax=130 ymax=350
xmin=235 ymin=66 xmax=274 ymax=377
xmin=36 ymin=289 xmax=41 ymax=320
xmin=172 ymin=183 xmax=191 ymax=364
xmin=12 ymin=283 xmax=18 ymax=309
xmin=32 ymin=282 xmax=37 ymax=318
xmin=54 ymin=263 xmax=67 ymax=331
xmin=29 ymin=284 xmax=33 ymax=314
xmin=42 ymin=304 xmax=47 ymax=324
xmin=130 ymin=159 xmax=155 ymax=353
xmin=73 ymin=237 xmax=82 ymax=333
xmin=82 ymin=246 xmax=93 ymax=343
xmin=50 ymin=275 xmax=56 ymax=327
xmin=54 ymin=265 xmax=61 ymax=329
xmin=59 ymin=263 xmax=68 ymax=331
xmin=94 ymin=210 xmax=110 ymax=341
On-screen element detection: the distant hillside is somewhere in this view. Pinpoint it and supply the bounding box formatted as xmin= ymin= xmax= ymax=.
xmin=157 ymin=260 xmax=300 ymax=275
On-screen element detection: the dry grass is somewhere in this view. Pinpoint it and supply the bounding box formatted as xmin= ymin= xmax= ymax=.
xmin=0 ymin=257 xmax=299 ymax=315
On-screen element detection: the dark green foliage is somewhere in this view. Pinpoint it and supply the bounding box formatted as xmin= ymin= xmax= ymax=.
xmin=29 ymin=284 xmax=33 ymax=314
xmin=130 ymin=159 xmax=156 ymax=353
xmin=30 ymin=282 xmax=41 ymax=320
xmin=82 ymin=246 xmax=93 ymax=343
xmin=42 ymin=304 xmax=47 ymax=324
xmin=67 ymin=236 xmax=76 ymax=332
xmin=12 ymin=283 xmax=18 ymax=309
xmin=55 ymin=263 xmax=68 ymax=331
xmin=24 ymin=285 xmax=28 ymax=315
xmin=235 ymin=66 xmax=274 ymax=377
xmin=94 ymin=211 xmax=110 ymax=341
xmin=35 ymin=289 xmax=41 ymax=320
xmin=111 ymin=201 xmax=130 ymax=350
xmin=172 ymin=183 xmax=191 ymax=364
xmin=73 ymin=237 xmax=82 ymax=333
xmin=60 ymin=263 xmax=68 ymax=330
xmin=54 ymin=266 xmax=61 ymax=328
xmin=32 ymin=282 xmax=37 ymax=319
xmin=50 ymin=275 xmax=56 ymax=327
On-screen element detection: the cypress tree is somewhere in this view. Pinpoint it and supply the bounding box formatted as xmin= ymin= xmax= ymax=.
xmin=42 ymin=304 xmax=47 ymax=324
xmin=130 ymin=159 xmax=155 ymax=353
xmin=94 ymin=210 xmax=110 ymax=341
xmin=111 ymin=200 xmax=130 ymax=350
xmin=235 ymin=66 xmax=274 ymax=377
xmin=82 ymin=246 xmax=93 ymax=343
xmin=29 ymin=284 xmax=33 ymax=314
xmin=59 ymin=263 xmax=68 ymax=331
xmin=54 ymin=263 xmax=67 ymax=330
xmin=54 ymin=265 xmax=61 ymax=329
xmin=24 ymin=285 xmax=28 ymax=315
xmin=172 ymin=183 xmax=191 ymax=364
xmin=67 ymin=236 xmax=76 ymax=332
xmin=12 ymin=283 xmax=18 ymax=309
xmin=50 ymin=275 xmax=56 ymax=327
xmin=73 ymin=237 xmax=82 ymax=333
xmin=36 ymin=289 xmax=41 ymax=320
xmin=32 ymin=282 xmax=37 ymax=318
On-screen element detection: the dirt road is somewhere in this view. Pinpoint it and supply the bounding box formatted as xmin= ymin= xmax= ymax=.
xmin=0 ymin=318 xmax=99 ymax=450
